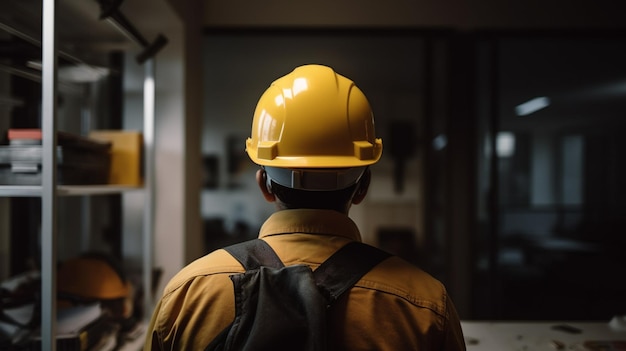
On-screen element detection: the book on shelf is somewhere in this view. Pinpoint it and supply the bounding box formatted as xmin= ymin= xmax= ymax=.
xmin=7 ymin=129 xmax=111 ymax=151
xmin=29 ymin=303 xmax=114 ymax=351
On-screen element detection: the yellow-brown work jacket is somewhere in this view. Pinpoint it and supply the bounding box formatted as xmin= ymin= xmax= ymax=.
xmin=144 ymin=209 xmax=466 ymax=351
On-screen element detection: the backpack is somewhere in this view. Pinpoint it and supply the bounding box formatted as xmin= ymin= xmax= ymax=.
xmin=205 ymin=239 xmax=391 ymax=351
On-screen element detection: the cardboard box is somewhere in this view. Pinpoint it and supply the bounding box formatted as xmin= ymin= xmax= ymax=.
xmin=88 ymin=130 xmax=143 ymax=186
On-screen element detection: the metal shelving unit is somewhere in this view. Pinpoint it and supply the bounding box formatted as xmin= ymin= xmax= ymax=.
xmin=0 ymin=0 xmax=165 ymax=349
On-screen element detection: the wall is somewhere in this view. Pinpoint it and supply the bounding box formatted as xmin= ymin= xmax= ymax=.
xmin=165 ymin=0 xmax=205 ymax=267
xmin=118 ymin=0 xmax=205 ymax=302
xmin=203 ymin=0 xmax=626 ymax=29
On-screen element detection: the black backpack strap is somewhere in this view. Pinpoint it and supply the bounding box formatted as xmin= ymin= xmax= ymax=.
xmin=224 ymin=239 xmax=391 ymax=304
xmin=223 ymin=239 xmax=285 ymax=270
xmin=314 ymin=241 xmax=391 ymax=304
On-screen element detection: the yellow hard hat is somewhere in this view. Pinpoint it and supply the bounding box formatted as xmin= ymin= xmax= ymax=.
xmin=246 ymin=64 xmax=383 ymax=169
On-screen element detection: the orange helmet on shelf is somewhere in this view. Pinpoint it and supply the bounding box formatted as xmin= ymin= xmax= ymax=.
xmin=56 ymin=253 xmax=134 ymax=319
xmin=56 ymin=254 xmax=130 ymax=301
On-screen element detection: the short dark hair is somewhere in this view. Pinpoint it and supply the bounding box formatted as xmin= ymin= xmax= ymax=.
xmin=270 ymin=181 xmax=358 ymax=213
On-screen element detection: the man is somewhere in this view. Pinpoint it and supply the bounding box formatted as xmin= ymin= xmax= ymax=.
xmin=145 ymin=64 xmax=466 ymax=350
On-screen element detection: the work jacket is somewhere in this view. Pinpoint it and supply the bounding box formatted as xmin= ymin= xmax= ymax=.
xmin=145 ymin=209 xmax=466 ymax=350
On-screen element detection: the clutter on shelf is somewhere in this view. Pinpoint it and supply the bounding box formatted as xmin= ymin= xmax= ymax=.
xmin=0 ymin=253 xmax=149 ymax=351
xmin=0 ymin=129 xmax=112 ymax=186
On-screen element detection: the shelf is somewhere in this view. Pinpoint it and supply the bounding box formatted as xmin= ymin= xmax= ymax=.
xmin=1 ymin=0 xmax=133 ymax=67
xmin=0 ymin=184 xmax=142 ymax=197
xmin=2 ymin=0 xmax=167 ymax=70
xmin=1 ymin=1 xmax=161 ymax=349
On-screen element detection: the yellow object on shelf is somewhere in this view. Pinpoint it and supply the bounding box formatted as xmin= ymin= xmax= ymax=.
xmin=89 ymin=130 xmax=143 ymax=186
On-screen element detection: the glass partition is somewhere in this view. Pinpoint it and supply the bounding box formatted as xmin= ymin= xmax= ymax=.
xmin=474 ymin=33 xmax=626 ymax=320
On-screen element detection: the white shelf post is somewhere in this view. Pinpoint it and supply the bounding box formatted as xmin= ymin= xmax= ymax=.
xmin=41 ymin=0 xmax=58 ymax=349
xmin=143 ymin=58 xmax=156 ymax=318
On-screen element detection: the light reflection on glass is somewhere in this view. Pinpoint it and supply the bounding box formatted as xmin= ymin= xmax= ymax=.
xmin=515 ymin=96 xmax=550 ymax=116
xmin=497 ymin=132 xmax=515 ymax=157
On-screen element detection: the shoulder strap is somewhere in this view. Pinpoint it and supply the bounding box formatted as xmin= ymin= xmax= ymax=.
xmin=223 ymin=239 xmax=391 ymax=304
xmin=314 ymin=242 xmax=391 ymax=304
xmin=223 ymin=239 xmax=284 ymax=270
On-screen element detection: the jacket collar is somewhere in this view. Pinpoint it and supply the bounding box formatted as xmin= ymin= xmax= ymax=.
xmin=258 ymin=209 xmax=362 ymax=242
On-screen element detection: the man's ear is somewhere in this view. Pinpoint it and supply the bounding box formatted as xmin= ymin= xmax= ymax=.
xmin=352 ymin=168 xmax=371 ymax=205
xmin=256 ymin=169 xmax=276 ymax=202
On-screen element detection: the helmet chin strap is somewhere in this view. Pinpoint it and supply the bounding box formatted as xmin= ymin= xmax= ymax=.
xmin=263 ymin=166 xmax=367 ymax=191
